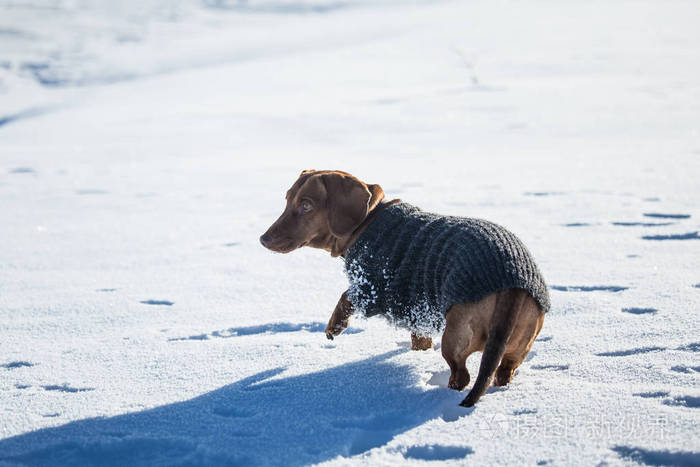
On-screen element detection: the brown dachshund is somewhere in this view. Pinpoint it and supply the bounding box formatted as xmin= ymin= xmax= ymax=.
xmin=260 ymin=170 xmax=545 ymax=406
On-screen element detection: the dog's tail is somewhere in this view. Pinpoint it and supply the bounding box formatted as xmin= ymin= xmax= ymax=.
xmin=460 ymin=289 xmax=525 ymax=407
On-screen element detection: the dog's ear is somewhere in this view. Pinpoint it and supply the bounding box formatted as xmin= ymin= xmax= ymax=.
xmin=322 ymin=172 xmax=371 ymax=238
xmin=288 ymin=170 xmax=318 ymax=199
xmin=366 ymin=184 xmax=385 ymax=212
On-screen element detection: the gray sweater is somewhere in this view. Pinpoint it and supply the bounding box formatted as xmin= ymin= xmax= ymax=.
xmin=344 ymin=202 xmax=550 ymax=334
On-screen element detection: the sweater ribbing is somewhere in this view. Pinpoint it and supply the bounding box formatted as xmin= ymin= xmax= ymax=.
xmin=344 ymin=203 xmax=550 ymax=334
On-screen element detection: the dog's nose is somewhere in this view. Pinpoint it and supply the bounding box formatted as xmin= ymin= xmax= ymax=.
xmin=259 ymin=233 xmax=271 ymax=247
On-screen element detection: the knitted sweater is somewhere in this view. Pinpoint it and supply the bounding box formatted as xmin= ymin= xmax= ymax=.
xmin=344 ymin=202 xmax=550 ymax=335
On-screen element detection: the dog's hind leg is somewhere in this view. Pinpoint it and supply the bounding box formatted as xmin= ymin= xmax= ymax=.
xmin=495 ymin=296 xmax=545 ymax=386
xmin=411 ymin=332 xmax=433 ymax=350
xmin=441 ymin=323 xmax=471 ymax=390
xmin=460 ymin=289 xmax=525 ymax=407
xmin=441 ymin=297 xmax=493 ymax=391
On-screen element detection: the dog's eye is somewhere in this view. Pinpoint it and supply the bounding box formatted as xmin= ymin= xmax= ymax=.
xmin=300 ymin=201 xmax=313 ymax=213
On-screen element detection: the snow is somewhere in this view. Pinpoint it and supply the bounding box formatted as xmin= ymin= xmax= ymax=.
xmin=1 ymin=0 xmax=699 ymax=465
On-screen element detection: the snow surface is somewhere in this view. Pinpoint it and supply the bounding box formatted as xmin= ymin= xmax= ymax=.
xmin=1 ymin=0 xmax=699 ymax=465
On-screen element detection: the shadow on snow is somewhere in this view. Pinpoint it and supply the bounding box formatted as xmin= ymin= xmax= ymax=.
xmin=0 ymin=350 xmax=471 ymax=466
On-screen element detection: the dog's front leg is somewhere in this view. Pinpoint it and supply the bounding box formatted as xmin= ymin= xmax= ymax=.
xmin=326 ymin=290 xmax=354 ymax=340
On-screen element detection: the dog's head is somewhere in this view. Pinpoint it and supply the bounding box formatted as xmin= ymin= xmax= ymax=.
xmin=260 ymin=170 xmax=384 ymax=256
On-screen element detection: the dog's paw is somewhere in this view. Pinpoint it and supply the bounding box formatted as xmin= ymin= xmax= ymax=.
xmin=448 ymin=380 xmax=465 ymax=391
xmin=459 ymin=398 xmax=476 ymax=408
xmin=325 ymin=320 xmax=348 ymax=340
xmin=324 ymin=325 xmax=343 ymax=339
xmin=459 ymin=389 xmax=482 ymax=407
xmin=448 ymin=370 xmax=469 ymax=391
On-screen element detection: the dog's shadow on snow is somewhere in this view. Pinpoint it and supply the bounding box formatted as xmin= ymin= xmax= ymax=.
xmin=0 ymin=350 xmax=473 ymax=466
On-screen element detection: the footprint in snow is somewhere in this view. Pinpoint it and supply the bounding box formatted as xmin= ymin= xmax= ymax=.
xmin=140 ymin=300 xmax=174 ymax=306
xmin=222 ymin=242 xmax=240 ymax=247
xmin=401 ymin=444 xmax=474 ymax=461
xmin=9 ymin=167 xmax=36 ymax=174
xmin=42 ymin=384 xmax=95 ymax=393
xmin=634 ymin=391 xmax=669 ymax=399
xmin=530 ymin=364 xmax=569 ymax=371
xmin=513 ymin=408 xmax=537 ymax=416
xmin=612 ymin=446 xmax=700 ymax=466
xmin=2 ymin=361 xmax=34 ymax=369
xmin=665 ymin=395 xmax=700 ymax=408
xmin=96 ymin=288 xmax=117 ymax=292
xmin=562 ymin=223 xmax=595 ymax=227
xmin=633 ymin=391 xmax=700 ymax=409
xmin=642 ymin=231 xmax=700 ymax=241
xmin=611 ymin=221 xmax=674 ymax=227
xmin=621 ymin=307 xmax=657 ymax=315
xmin=676 ymin=342 xmax=700 ymax=352
xmin=670 ymin=365 xmax=700 ymax=374
xmin=596 ymin=346 xmax=666 ymax=357
xmin=643 ymin=213 xmax=691 ymax=219
xmin=694 ymin=283 xmax=700 ymax=289
xmin=551 ymin=285 xmax=628 ymax=292
xmin=168 ymin=333 xmax=208 ymax=342
xmin=536 ymin=336 xmax=552 ymax=342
